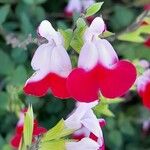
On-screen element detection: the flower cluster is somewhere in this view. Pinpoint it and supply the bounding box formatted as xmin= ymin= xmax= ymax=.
xmin=10 ymin=109 xmax=47 ymax=149
xmin=23 ymin=17 xmax=136 ymax=149
xmin=24 ymin=17 xmax=136 ymax=103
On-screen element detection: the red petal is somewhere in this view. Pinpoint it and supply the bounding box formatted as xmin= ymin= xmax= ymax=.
xmin=49 ymin=73 xmax=70 ymax=99
xmin=67 ymin=67 xmax=99 ymax=102
xmin=98 ymin=60 xmax=136 ymax=98
xmin=10 ymin=134 xmax=22 ymax=148
xmin=142 ymin=82 xmax=150 ymax=109
xmin=72 ymin=134 xmax=85 ymax=141
xmin=16 ymin=125 xmax=23 ymax=134
xmin=33 ymin=127 xmax=47 ymax=136
xmin=23 ymin=74 xmax=50 ymax=97
xmin=24 ymin=73 xmax=70 ymax=99
xmin=144 ymin=38 xmax=150 ymax=48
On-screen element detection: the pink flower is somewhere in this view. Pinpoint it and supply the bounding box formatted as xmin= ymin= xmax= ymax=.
xmin=67 ymin=17 xmax=137 ymax=102
xmin=10 ymin=109 xmax=47 ymax=149
xmin=136 ymin=69 xmax=150 ymax=109
xmin=23 ymin=20 xmax=72 ymax=99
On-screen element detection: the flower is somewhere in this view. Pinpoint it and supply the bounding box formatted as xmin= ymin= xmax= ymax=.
xmin=72 ymin=119 xmax=106 ymax=150
xmin=67 ymin=17 xmax=137 ymax=102
xmin=136 ymin=69 xmax=150 ymax=109
xmin=66 ymin=137 xmax=100 ymax=150
xmin=23 ymin=20 xmax=72 ymax=99
xmin=65 ymin=0 xmax=95 ymax=17
xmin=10 ymin=109 xmax=47 ymax=149
xmin=65 ymin=101 xmax=105 ymax=150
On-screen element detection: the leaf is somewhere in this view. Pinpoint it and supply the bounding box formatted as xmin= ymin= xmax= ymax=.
xmin=0 ymin=5 xmax=10 ymax=25
xmin=115 ymin=42 xmax=150 ymax=60
xmin=39 ymin=140 xmax=65 ymax=150
xmin=41 ymin=119 xmax=65 ymax=142
xmin=23 ymin=106 xmax=34 ymax=148
xmin=0 ymin=92 xmax=9 ymax=112
xmin=41 ymin=119 xmax=73 ymax=142
xmin=110 ymin=5 xmax=135 ymax=30
xmin=0 ymin=50 xmax=14 ymax=75
xmin=70 ymin=18 xmax=87 ymax=53
xmin=59 ymin=29 xmax=73 ymax=49
xmin=85 ymin=2 xmax=104 ymax=17
xmin=94 ymin=102 xmax=115 ymax=117
xmin=108 ymin=130 xmax=123 ymax=148
xmin=101 ymin=30 xmax=115 ymax=38
xmin=9 ymin=65 xmax=27 ymax=86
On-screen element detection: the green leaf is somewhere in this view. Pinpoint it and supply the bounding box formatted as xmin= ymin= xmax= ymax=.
xmin=0 ymin=92 xmax=9 ymax=112
xmin=41 ymin=119 xmax=65 ymax=142
xmin=41 ymin=119 xmax=73 ymax=142
xmin=115 ymin=43 xmax=150 ymax=60
xmin=0 ymin=50 xmax=14 ymax=75
xmin=59 ymin=29 xmax=73 ymax=49
xmin=108 ymin=130 xmax=123 ymax=148
xmin=39 ymin=140 xmax=65 ymax=150
xmin=85 ymin=2 xmax=104 ymax=17
xmin=23 ymin=106 xmax=34 ymax=148
xmin=101 ymin=96 xmax=124 ymax=105
xmin=94 ymin=102 xmax=115 ymax=117
xmin=110 ymin=5 xmax=135 ymax=30
xmin=70 ymin=18 xmax=87 ymax=53
xmin=9 ymin=65 xmax=27 ymax=86
xmin=0 ymin=5 xmax=10 ymax=25
xmin=101 ymin=30 xmax=115 ymax=38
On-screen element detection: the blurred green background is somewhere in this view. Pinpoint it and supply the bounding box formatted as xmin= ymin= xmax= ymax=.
xmin=0 ymin=0 xmax=150 ymax=150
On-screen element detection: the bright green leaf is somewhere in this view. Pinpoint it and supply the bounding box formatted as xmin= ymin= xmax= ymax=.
xmin=85 ymin=2 xmax=104 ymax=17
xmin=101 ymin=30 xmax=115 ymax=38
xmin=70 ymin=19 xmax=87 ymax=53
xmin=59 ymin=29 xmax=73 ymax=49
xmin=39 ymin=140 xmax=65 ymax=150
xmin=23 ymin=106 xmax=34 ymax=148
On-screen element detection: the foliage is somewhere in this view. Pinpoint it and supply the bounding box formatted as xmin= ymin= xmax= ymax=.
xmin=0 ymin=0 xmax=149 ymax=150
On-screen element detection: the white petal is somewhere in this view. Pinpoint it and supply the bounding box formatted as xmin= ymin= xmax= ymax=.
xmin=65 ymin=101 xmax=98 ymax=130
xmin=81 ymin=109 xmax=103 ymax=139
xmin=89 ymin=17 xmax=105 ymax=35
xmin=136 ymin=71 xmax=150 ymax=93
xmin=31 ymin=43 xmax=53 ymax=71
xmin=28 ymin=43 xmax=54 ymax=82
xmin=73 ymin=126 xmax=90 ymax=137
xmin=65 ymin=0 xmax=82 ymax=13
xmin=93 ymin=38 xmax=118 ymax=67
xmin=50 ymin=45 xmax=72 ymax=77
xmin=78 ymin=42 xmax=99 ymax=71
xmin=66 ymin=138 xmax=100 ymax=150
xmin=38 ymin=20 xmax=56 ymax=40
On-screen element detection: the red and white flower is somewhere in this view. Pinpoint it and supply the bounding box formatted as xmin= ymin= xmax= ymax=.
xmin=65 ymin=101 xmax=105 ymax=150
xmin=72 ymin=119 xmax=106 ymax=150
xmin=67 ymin=17 xmax=137 ymax=102
xmin=23 ymin=20 xmax=72 ymax=99
xmin=136 ymin=69 xmax=150 ymax=109
xmin=10 ymin=109 xmax=47 ymax=149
